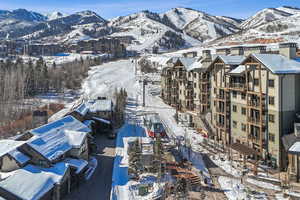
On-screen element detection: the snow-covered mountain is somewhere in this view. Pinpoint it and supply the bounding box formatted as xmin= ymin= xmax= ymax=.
xmin=0 ymin=9 xmax=47 ymax=35
xmin=1 ymin=6 xmax=300 ymax=52
xmin=108 ymin=10 xmax=201 ymax=51
xmin=277 ymin=6 xmax=300 ymax=15
xmin=240 ymin=8 xmax=292 ymax=29
xmin=46 ymin=11 xmax=66 ymax=20
xmin=0 ymin=10 xmax=107 ymax=40
xmin=160 ymin=8 xmax=241 ymax=42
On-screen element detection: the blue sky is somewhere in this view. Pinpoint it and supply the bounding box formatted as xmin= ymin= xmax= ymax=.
xmin=1 ymin=0 xmax=300 ymax=19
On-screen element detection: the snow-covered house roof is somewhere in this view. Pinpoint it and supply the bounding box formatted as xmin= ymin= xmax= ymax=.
xmin=217 ymin=55 xmax=245 ymax=65
xmin=0 ymin=140 xmax=25 ymax=158
xmin=178 ymin=57 xmax=197 ymax=69
xmin=29 ymin=115 xmax=91 ymax=136
xmin=74 ymin=103 xmax=89 ymax=116
xmin=27 ymin=128 xmax=88 ymax=162
xmin=27 ymin=130 xmax=72 ymax=162
xmin=64 ymin=158 xmax=88 ymax=174
xmin=8 ymin=149 xmax=30 ymax=165
xmin=247 ymin=54 xmax=300 ymax=74
xmin=186 ymin=59 xmax=203 ymax=71
xmin=0 ymin=163 xmax=69 ymax=200
xmin=86 ymin=99 xmax=113 ymax=112
xmin=64 ymin=130 xmax=88 ymax=148
xmin=147 ymin=56 xmax=172 ymax=66
xmin=228 ymin=65 xmax=246 ymax=74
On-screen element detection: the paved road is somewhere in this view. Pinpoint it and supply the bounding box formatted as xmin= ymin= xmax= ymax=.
xmin=64 ymin=134 xmax=116 ymax=200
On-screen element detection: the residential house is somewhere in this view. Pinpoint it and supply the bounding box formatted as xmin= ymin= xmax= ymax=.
xmin=0 ymin=162 xmax=71 ymax=200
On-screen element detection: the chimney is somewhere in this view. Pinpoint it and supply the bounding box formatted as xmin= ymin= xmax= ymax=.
xmin=279 ymin=43 xmax=297 ymax=59
xmin=202 ymin=50 xmax=211 ymax=61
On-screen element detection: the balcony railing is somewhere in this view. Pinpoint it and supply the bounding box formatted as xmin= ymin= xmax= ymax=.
xmin=229 ymin=82 xmax=245 ymax=90
xmin=248 ymin=100 xmax=265 ymax=107
xmin=248 ymin=117 xmax=265 ymax=125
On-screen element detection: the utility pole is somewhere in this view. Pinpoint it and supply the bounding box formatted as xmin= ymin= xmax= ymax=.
xmin=143 ymin=79 xmax=147 ymax=107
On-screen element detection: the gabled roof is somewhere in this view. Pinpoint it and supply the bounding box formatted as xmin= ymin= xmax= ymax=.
xmin=8 ymin=149 xmax=30 ymax=165
xmin=30 ymin=115 xmax=91 ymax=136
xmin=218 ymin=55 xmax=245 ymax=65
xmin=27 ymin=129 xmax=88 ymax=162
xmin=0 ymin=163 xmax=69 ymax=200
xmin=74 ymin=103 xmax=89 ymax=116
xmin=170 ymin=57 xmax=197 ymax=70
xmin=147 ymin=56 xmax=173 ymax=66
xmin=228 ymin=65 xmax=246 ymax=75
xmin=0 ymin=140 xmax=25 ymax=158
xmin=247 ymin=54 xmax=300 ymax=74
xmin=86 ymin=99 xmax=113 ymax=112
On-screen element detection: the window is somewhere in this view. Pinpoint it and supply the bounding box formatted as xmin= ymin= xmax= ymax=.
xmin=268 ymin=79 xmax=275 ymax=88
xmin=214 ymin=88 xmax=217 ymax=94
xmin=254 ymin=78 xmax=259 ymax=86
xmin=232 ymin=105 xmax=237 ymax=112
xmin=241 ymin=92 xmax=246 ymax=100
xmin=179 ymin=90 xmax=182 ymax=95
xmin=193 ymin=73 xmax=197 ymax=78
xmin=269 ymin=96 xmax=275 ymax=105
xmin=233 ymin=91 xmax=237 ymax=98
xmin=241 ymin=107 xmax=246 ymax=115
xmin=269 ymin=133 xmax=275 ymax=142
xmin=194 ymin=83 xmax=196 ymax=88
xmin=233 ymin=121 xmax=237 ymax=128
xmin=241 ymin=123 xmax=246 ymax=131
xmin=269 ymin=114 xmax=275 ymax=123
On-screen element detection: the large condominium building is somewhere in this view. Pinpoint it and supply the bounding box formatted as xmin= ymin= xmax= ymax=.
xmin=160 ymin=43 xmax=300 ymax=169
xmin=209 ymin=43 xmax=300 ymax=168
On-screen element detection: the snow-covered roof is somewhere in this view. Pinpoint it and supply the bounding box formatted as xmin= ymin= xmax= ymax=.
xmin=186 ymin=59 xmax=202 ymax=71
xmin=178 ymin=57 xmax=197 ymax=68
xmin=30 ymin=115 xmax=91 ymax=136
xmin=27 ymin=128 xmax=88 ymax=162
xmin=0 ymin=140 xmax=25 ymax=158
xmin=147 ymin=56 xmax=172 ymax=66
xmin=218 ymin=55 xmax=245 ymax=65
xmin=64 ymin=130 xmax=88 ymax=148
xmin=229 ymin=65 xmax=246 ymax=74
xmin=27 ymin=130 xmax=72 ymax=162
xmin=289 ymin=142 xmax=300 ymax=153
xmin=74 ymin=103 xmax=89 ymax=116
xmin=250 ymin=54 xmax=300 ymax=74
xmin=64 ymin=158 xmax=88 ymax=174
xmin=0 ymin=163 xmax=69 ymax=200
xmin=8 ymin=149 xmax=30 ymax=165
xmin=86 ymin=99 xmax=113 ymax=112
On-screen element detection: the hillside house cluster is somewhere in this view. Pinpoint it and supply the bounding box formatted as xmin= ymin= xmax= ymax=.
xmin=160 ymin=43 xmax=300 ymax=182
xmin=0 ymin=115 xmax=91 ymax=200
xmin=0 ymin=98 xmax=114 ymax=199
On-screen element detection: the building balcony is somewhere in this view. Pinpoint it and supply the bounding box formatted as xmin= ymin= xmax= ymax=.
xmin=248 ymin=117 xmax=265 ymax=125
xmin=229 ymin=82 xmax=246 ymax=90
